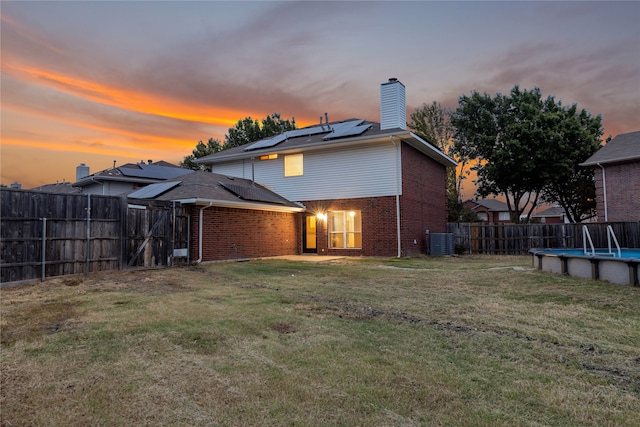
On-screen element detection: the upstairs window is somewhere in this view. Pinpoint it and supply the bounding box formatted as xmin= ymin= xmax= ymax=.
xmin=329 ymin=210 xmax=362 ymax=249
xmin=284 ymin=154 xmax=303 ymax=177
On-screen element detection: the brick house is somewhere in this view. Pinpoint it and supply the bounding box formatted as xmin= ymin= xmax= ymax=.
xmin=580 ymin=131 xmax=640 ymax=222
xmin=531 ymin=206 xmax=567 ymax=224
xmin=195 ymin=79 xmax=456 ymax=258
xmin=127 ymin=171 xmax=304 ymax=261
xmin=463 ymin=199 xmax=511 ymax=223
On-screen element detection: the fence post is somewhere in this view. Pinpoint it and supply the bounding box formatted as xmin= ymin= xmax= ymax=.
xmin=85 ymin=193 xmax=91 ymax=277
xmin=41 ymin=217 xmax=47 ymax=282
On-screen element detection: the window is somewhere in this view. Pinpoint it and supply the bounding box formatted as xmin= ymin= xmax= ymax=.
xmin=498 ymin=212 xmax=510 ymax=221
xmin=477 ymin=212 xmax=488 ymax=221
xmin=329 ymin=210 xmax=362 ymax=249
xmin=284 ymin=153 xmax=303 ymax=176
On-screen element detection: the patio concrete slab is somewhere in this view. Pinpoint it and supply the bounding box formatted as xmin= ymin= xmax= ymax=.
xmin=260 ymin=255 xmax=346 ymax=262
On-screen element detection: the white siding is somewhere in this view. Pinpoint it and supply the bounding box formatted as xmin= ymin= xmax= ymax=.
xmin=82 ymin=181 xmax=134 ymax=195
xmin=211 ymin=141 xmax=401 ymax=201
xmin=380 ymin=79 xmax=406 ymax=130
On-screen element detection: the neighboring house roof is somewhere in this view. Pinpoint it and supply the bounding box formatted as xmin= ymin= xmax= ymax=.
xmin=75 ymin=161 xmax=192 ymax=187
xmin=195 ymin=120 xmax=457 ymax=168
xmin=532 ymin=206 xmax=565 ymax=218
xmin=127 ymin=171 xmax=305 ymax=213
xmin=580 ymin=131 xmax=640 ymax=166
xmin=465 ymin=199 xmax=509 ymax=212
xmin=30 ymin=182 xmax=81 ymax=194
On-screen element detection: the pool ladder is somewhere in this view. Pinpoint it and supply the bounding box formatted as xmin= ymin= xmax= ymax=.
xmin=582 ymin=225 xmax=621 ymax=257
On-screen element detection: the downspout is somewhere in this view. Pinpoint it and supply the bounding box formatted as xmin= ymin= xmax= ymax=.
xmin=251 ymin=157 xmax=255 ymax=183
xmin=597 ymin=163 xmax=608 ymax=222
xmin=390 ymin=136 xmax=402 ymax=258
xmin=196 ymin=202 xmax=213 ymax=263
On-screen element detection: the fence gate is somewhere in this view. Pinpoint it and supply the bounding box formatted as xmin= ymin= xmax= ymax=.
xmin=125 ymin=201 xmax=189 ymax=268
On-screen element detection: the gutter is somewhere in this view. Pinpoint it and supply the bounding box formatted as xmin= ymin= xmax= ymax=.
xmin=196 ymin=202 xmax=213 ymax=263
xmin=174 ymin=198 xmax=305 ymax=213
xmin=196 ymin=130 xmax=457 ymax=168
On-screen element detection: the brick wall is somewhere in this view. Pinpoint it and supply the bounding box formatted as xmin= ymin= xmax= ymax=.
xmin=189 ymin=206 xmax=300 ymax=261
xmin=300 ymin=141 xmax=449 ymax=257
xmin=400 ymin=142 xmax=448 ymax=255
xmin=301 ymin=196 xmax=399 ymax=257
xmin=595 ymin=161 xmax=640 ymax=221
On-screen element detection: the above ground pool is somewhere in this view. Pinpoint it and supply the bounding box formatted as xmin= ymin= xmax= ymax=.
xmin=530 ymin=248 xmax=640 ymax=286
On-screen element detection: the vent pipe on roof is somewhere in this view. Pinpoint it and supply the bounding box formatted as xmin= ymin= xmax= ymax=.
xmin=380 ymin=78 xmax=406 ymax=130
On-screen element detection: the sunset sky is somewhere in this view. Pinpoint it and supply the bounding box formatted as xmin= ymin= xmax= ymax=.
xmin=1 ymin=1 xmax=639 ymax=193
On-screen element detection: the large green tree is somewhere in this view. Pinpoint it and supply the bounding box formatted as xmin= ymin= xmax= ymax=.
xmin=180 ymin=138 xmax=223 ymax=171
xmin=181 ymin=113 xmax=297 ymax=170
xmin=408 ymin=101 xmax=474 ymax=222
xmin=223 ymin=113 xmax=296 ymax=149
xmin=538 ymin=104 xmax=605 ymax=222
xmin=451 ymin=86 xmax=603 ymax=223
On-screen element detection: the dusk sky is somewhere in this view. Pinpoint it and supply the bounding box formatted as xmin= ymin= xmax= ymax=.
xmin=1 ymin=1 xmax=639 ymax=192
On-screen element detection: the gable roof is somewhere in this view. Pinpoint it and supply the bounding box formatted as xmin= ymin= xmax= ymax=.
xmin=75 ymin=161 xmax=192 ymax=187
xmin=580 ymin=131 xmax=640 ymax=166
xmin=195 ymin=120 xmax=457 ymax=168
xmin=465 ymin=198 xmax=509 ymax=212
xmin=532 ymin=206 xmax=565 ymax=218
xmin=127 ymin=171 xmax=304 ymax=213
xmin=30 ymin=182 xmax=81 ymax=194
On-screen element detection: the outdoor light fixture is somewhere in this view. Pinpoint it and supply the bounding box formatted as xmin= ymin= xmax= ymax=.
xmin=316 ymin=212 xmax=327 ymax=221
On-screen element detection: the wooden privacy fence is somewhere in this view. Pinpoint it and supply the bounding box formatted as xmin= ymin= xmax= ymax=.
xmin=448 ymin=222 xmax=640 ymax=255
xmin=1 ymin=189 xmax=189 ymax=285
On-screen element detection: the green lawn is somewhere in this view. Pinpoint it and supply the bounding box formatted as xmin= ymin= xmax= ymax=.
xmin=1 ymin=255 xmax=639 ymax=426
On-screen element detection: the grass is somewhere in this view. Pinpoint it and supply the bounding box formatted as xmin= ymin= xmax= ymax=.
xmin=1 ymin=255 xmax=639 ymax=426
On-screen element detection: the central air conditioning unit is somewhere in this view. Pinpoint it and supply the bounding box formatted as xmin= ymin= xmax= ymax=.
xmin=430 ymin=233 xmax=454 ymax=256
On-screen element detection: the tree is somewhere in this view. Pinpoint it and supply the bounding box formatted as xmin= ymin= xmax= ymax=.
xmin=181 ymin=113 xmax=297 ymax=170
xmin=408 ymin=101 xmax=472 ymax=222
xmin=180 ymin=138 xmax=223 ymax=171
xmin=538 ymin=104 xmax=604 ymax=222
xmin=223 ymin=113 xmax=296 ymax=149
xmin=451 ymin=85 xmax=603 ymax=223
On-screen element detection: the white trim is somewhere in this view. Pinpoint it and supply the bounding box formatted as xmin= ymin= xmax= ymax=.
xmin=174 ymin=198 xmax=305 ymax=213
xmin=597 ymin=163 xmax=608 ymax=222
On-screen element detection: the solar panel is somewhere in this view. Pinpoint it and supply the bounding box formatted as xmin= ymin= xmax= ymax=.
xmin=120 ymin=164 xmax=192 ymax=180
xmin=327 ymin=119 xmax=364 ymax=133
xmin=284 ymin=125 xmax=331 ymax=138
xmin=128 ymin=181 xmax=181 ymax=199
xmin=219 ymin=182 xmax=286 ymax=204
xmin=243 ymin=133 xmax=287 ymax=151
xmin=244 ymin=124 xmax=335 ymax=151
xmin=323 ymin=123 xmax=371 ymax=140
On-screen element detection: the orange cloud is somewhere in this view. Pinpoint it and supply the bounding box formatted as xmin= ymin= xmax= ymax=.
xmin=2 ymin=63 xmax=255 ymax=128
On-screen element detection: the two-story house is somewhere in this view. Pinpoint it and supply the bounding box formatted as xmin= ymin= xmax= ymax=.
xmin=580 ymin=130 xmax=640 ymax=222
xmin=195 ymin=79 xmax=456 ymax=258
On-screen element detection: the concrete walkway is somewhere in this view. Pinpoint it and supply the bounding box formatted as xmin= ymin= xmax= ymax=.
xmin=261 ymin=255 xmax=346 ymax=262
